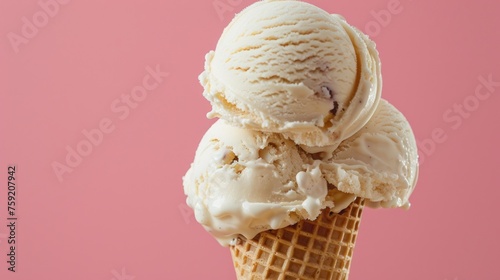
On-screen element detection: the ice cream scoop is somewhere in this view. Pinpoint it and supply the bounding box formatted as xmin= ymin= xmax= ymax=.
xmin=183 ymin=99 xmax=418 ymax=247
xmin=200 ymin=0 xmax=382 ymax=148
xmin=321 ymin=99 xmax=419 ymax=208
xmin=183 ymin=119 xmax=356 ymax=246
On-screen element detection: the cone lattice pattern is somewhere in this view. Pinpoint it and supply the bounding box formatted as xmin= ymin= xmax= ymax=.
xmin=230 ymin=198 xmax=365 ymax=280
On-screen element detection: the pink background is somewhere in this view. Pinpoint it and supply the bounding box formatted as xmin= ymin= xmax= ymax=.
xmin=1 ymin=0 xmax=499 ymax=279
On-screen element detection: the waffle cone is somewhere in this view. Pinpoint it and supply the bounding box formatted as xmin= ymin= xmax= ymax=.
xmin=230 ymin=197 xmax=365 ymax=280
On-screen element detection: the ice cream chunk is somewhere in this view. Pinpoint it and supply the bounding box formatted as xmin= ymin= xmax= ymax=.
xmin=200 ymin=0 xmax=381 ymax=148
xmin=184 ymin=120 xmax=360 ymax=246
xmin=321 ymin=99 xmax=419 ymax=208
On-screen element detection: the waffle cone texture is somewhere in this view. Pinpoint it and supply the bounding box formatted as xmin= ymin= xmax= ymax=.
xmin=230 ymin=198 xmax=365 ymax=280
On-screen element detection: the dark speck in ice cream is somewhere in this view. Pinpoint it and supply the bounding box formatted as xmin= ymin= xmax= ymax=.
xmin=330 ymin=101 xmax=339 ymax=115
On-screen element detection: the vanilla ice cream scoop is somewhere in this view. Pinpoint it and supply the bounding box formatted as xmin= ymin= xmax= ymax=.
xmin=321 ymin=99 xmax=419 ymax=208
xmin=183 ymin=120 xmax=357 ymax=246
xmin=200 ymin=0 xmax=381 ymax=148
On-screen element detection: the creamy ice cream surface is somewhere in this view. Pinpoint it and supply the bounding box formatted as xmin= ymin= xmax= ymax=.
xmin=200 ymin=0 xmax=381 ymax=148
xmin=183 ymin=0 xmax=419 ymax=247
xmin=183 ymin=100 xmax=418 ymax=246
xmin=321 ymin=99 xmax=419 ymax=208
xmin=183 ymin=120 xmax=356 ymax=246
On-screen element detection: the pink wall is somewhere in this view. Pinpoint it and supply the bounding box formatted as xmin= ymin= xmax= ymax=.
xmin=0 ymin=0 xmax=499 ymax=279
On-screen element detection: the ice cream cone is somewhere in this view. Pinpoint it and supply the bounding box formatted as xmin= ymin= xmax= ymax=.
xmin=230 ymin=197 xmax=365 ymax=280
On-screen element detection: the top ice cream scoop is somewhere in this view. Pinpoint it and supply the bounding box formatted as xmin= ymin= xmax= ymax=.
xmin=200 ymin=0 xmax=382 ymax=149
